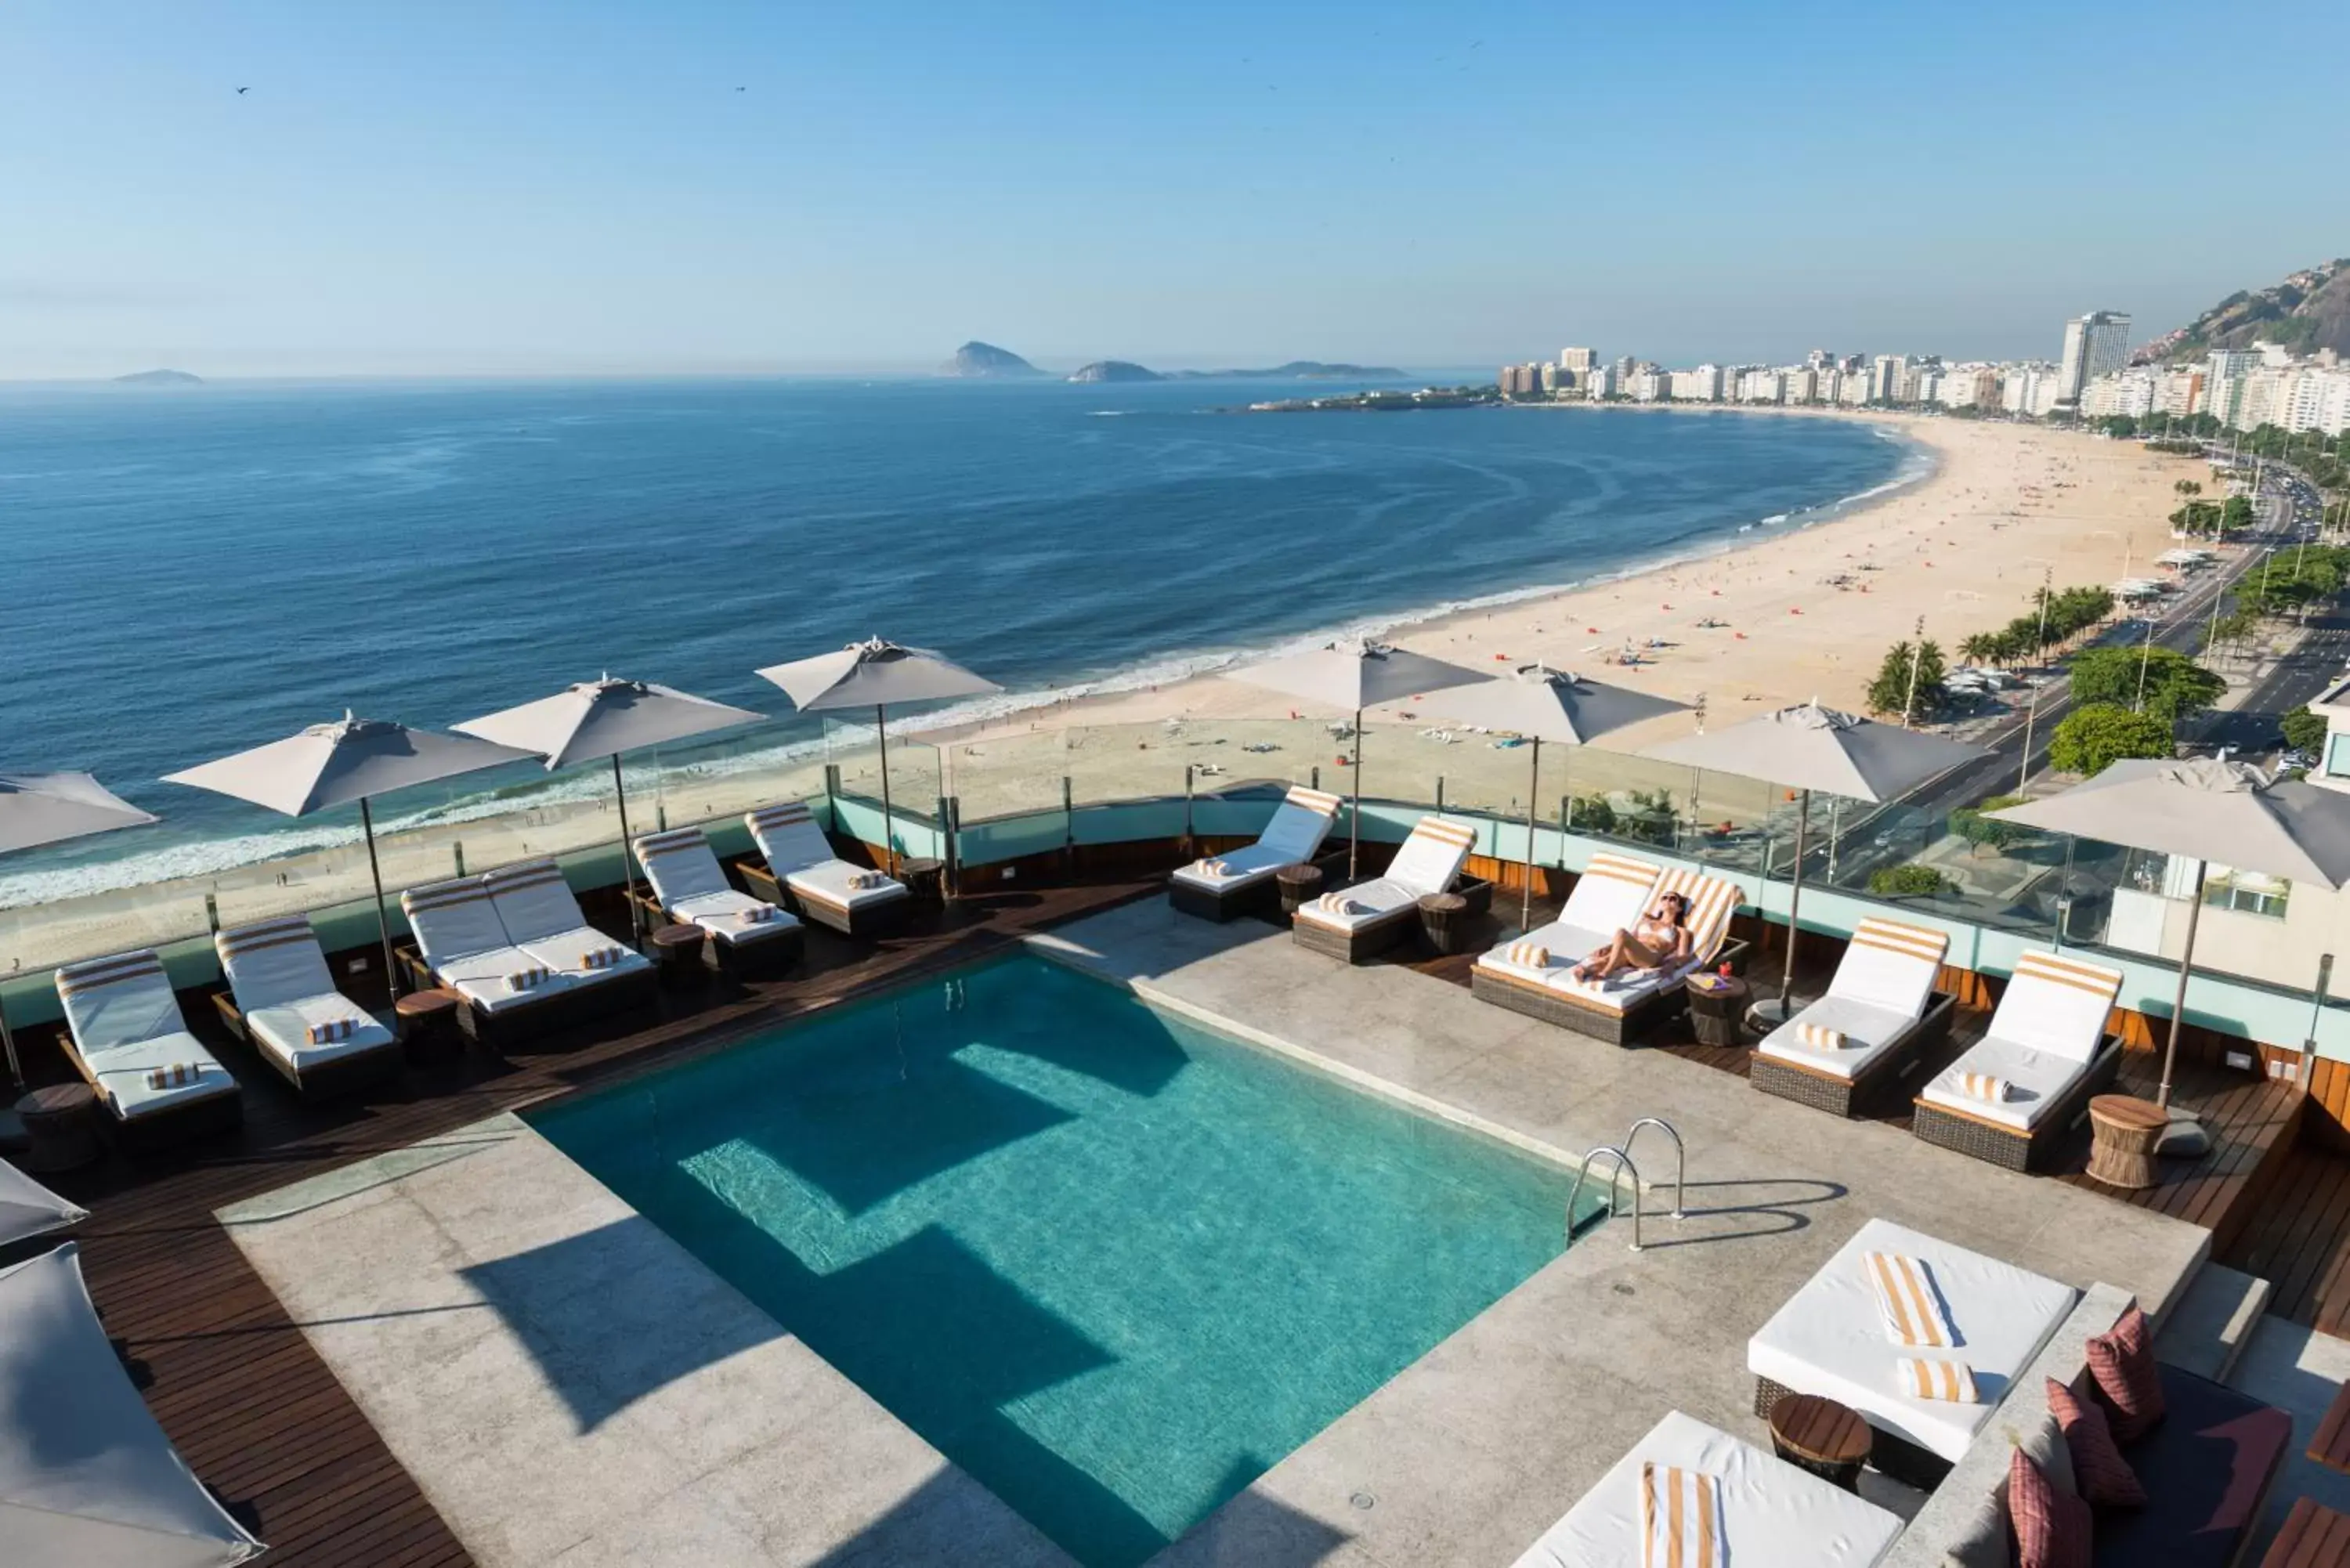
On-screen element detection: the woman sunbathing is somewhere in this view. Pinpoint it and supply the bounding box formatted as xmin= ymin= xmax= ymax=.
xmin=1570 ymin=891 xmax=1694 ymax=982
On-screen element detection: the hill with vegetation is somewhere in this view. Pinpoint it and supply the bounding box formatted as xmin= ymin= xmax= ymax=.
xmin=939 ymin=341 xmax=1043 ymax=378
xmin=1067 ymin=360 xmax=1162 ymax=383
xmin=2138 ymin=258 xmax=2350 ymax=363
xmin=112 ymin=368 xmax=204 ymax=385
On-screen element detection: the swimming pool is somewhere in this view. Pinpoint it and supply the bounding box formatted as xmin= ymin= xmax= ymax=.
xmin=533 ymin=955 xmax=1593 ymax=1567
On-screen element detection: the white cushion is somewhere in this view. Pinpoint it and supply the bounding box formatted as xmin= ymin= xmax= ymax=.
xmin=1828 ymin=919 xmax=1949 ymax=1017
xmin=403 ymin=877 xmax=510 ymax=967
xmin=79 ymin=1032 xmax=239 ymax=1122
xmin=634 ymin=829 xmax=734 ymax=905
xmin=56 ymin=956 xmax=186 ymax=1052
xmin=518 ymin=927 xmax=656 ymax=982
xmin=1754 ymin=996 xmax=1925 ymax=1082
xmin=746 ymin=803 xmax=838 ymax=876
xmin=785 ymin=861 xmax=910 ymax=914
xmin=1473 ymin=920 xmax=1615 ymax=990
xmin=1546 ymin=957 xmax=1701 ymax=1015
xmin=1556 ymin=854 xmax=1662 ymax=942
xmin=1746 ymin=1219 xmax=2077 ymax=1463
xmin=432 ymin=945 xmax=579 ymax=1013
xmin=1170 ymin=843 xmax=1297 ymax=892
xmin=1385 ymin=817 xmax=1476 ymax=898
xmin=1292 ymin=877 xmax=1418 ymax=932
xmin=668 ymin=891 xmax=801 ymax=946
xmin=485 ymin=859 xmax=591 ymax=945
xmin=1256 ymin=794 xmax=1338 ymax=862
xmin=216 ymin=917 xmax=338 ymax=1010
xmin=246 ymin=995 xmax=397 ymax=1071
xmin=1918 ymin=1035 xmax=2095 ymax=1132
xmin=1990 ymin=952 xmax=2122 ymax=1066
xmin=1509 ymin=1411 xmax=1902 ymax=1568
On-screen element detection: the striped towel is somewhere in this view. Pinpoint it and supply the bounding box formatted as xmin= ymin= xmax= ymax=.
xmin=1958 ymin=1071 xmax=2012 ymax=1103
xmin=504 ymin=966 xmax=551 ymax=993
xmin=1316 ymin=893 xmax=1366 ymax=916
xmin=1900 ymin=1358 xmax=1979 ymax=1404
xmin=1506 ymin=942 xmax=1551 ymax=968
xmin=1865 ymin=1252 xmax=1956 ymax=1349
xmin=1796 ymin=1021 xmax=1847 ymax=1050
xmin=740 ymin=905 xmax=777 ymax=925
xmin=846 ymin=871 xmax=887 ymax=889
xmin=582 ymin=946 xmax=626 ymax=971
xmin=1191 ymin=857 xmax=1230 ymax=877
xmin=1639 ymin=1462 xmax=1724 ymax=1568
xmin=305 ymin=1018 xmax=354 ymax=1046
xmin=144 ymin=1062 xmax=197 ymax=1090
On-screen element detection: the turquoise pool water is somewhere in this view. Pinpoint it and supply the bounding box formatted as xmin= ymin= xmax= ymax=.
xmin=532 ymin=956 xmax=1589 ymax=1567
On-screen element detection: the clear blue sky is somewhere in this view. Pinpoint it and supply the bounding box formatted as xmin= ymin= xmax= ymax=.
xmin=5 ymin=1 xmax=2345 ymax=378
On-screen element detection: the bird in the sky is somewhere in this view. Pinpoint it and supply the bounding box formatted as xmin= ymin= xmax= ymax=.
xmin=736 ymin=85 xmax=745 ymax=92
xmin=235 ymin=86 xmax=248 ymax=94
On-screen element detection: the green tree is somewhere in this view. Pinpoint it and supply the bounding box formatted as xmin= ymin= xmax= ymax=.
xmin=1958 ymin=631 xmax=1998 ymax=665
xmin=1565 ymin=795 xmax=1617 ymax=836
xmin=1868 ymin=865 xmax=1953 ymax=897
xmin=1950 ymin=793 xmax=2031 ymax=858
xmin=1866 ymin=639 xmax=1947 ymax=722
xmin=2047 ymin=704 xmax=2174 ymax=776
xmin=2065 ymin=645 xmax=2225 ymax=721
xmin=2281 ymin=708 xmax=2329 ymax=754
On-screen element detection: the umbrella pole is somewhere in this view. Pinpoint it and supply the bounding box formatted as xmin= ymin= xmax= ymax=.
xmin=876 ymin=704 xmax=896 ymax=878
xmin=1779 ymin=788 xmax=1811 ymax=1009
xmin=1350 ymin=706 xmax=1362 ymax=880
xmin=0 ymin=992 xmax=20 ymax=1090
xmin=2157 ymin=862 xmax=2208 ymax=1111
xmin=613 ymin=755 xmax=642 ymax=939
xmin=360 ymin=797 xmax=403 ymax=1000
xmin=1522 ymin=738 xmax=1540 ymax=934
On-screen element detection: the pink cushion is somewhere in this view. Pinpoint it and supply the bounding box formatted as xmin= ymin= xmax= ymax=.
xmin=2047 ymin=1377 xmax=2146 ymax=1508
xmin=2010 ymin=1447 xmax=2094 ymax=1568
xmin=2084 ymin=1305 xmax=2166 ymax=1442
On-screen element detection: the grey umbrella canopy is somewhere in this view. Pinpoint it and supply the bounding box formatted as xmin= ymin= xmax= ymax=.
xmin=1643 ymin=701 xmax=1990 ymax=1018
xmin=1415 ymin=665 xmax=1690 ymax=928
xmin=0 ymin=1244 xmax=266 ymax=1565
xmin=0 ymin=1158 xmax=87 ymax=1249
xmin=1227 ymin=638 xmax=1488 ymax=876
xmin=164 ymin=714 xmax=538 ymax=998
xmin=0 ymin=773 xmax=159 ymax=1087
xmin=455 ymin=677 xmax=765 ymax=934
xmin=756 ymin=639 xmax=1001 ymax=876
xmin=1991 ymin=758 xmax=2350 ymax=1110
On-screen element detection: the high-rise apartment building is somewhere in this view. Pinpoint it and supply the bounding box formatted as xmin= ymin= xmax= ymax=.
xmin=2056 ymin=311 xmax=2131 ymax=406
xmin=1560 ymin=347 xmax=1596 ymax=374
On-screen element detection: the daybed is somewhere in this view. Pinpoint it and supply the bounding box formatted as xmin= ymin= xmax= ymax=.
xmin=1167 ymin=784 xmax=1343 ymax=923
xmin=1749 ymin=916 xmax=1957 ymax=1118
xmin=739 ymin=800 xmax=910 ymax=938
xmin=632 ymin=826 xmax=804 ymax=977
xmin=400 ymin=871 xmax=647 ymax=1045
xmin=1470 ymin=862 xmax=1748 ymax=1045
xmin=1289 ymin=814 xmax=1488 ymax=963
xmin=54 ymin=949 xmax=243 ymax=1147
xmin=1911 ymin=948 xmax=2124 ymax=1172
xmin=212 ymin=916 xmax=403 ymax=1097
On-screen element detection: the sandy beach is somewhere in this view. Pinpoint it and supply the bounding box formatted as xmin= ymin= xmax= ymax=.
xmin=0 ymin=410 xmax=2211 ymax=973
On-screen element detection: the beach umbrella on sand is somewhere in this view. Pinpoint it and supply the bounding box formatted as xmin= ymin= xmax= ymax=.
xmin=164 ymin=715 xmax=537 ymax=999
xmin=1413 ymin=665 xmax=1690 ymax=930
xmin=455 ymin=677 xmax=764 ymax=936
xmin=1990 ymin=759 xmax=2350 ymax=1144
xmin=1227 ymin=639 xmax=1488 ymax=879
xmin=1643 ymin=701 xmax=1988 ymax=1025
xmin=0 ymin=773 xmax=157 ymax=1089
xmin=755 ymin=639 xmax=1001 ymax=876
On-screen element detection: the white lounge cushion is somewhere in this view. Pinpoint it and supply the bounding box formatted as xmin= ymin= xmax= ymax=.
xmin=432 ymin=945 xmax=579 ymax=1014
xmin=78 ymin=1032 xmax=240 ymax=1122
xmin=1256 ymin=786 xmax=1342 ymax=862
xmin=1987 ymin=950 xmax=2122 ymax=1065
xmin=1548 ymin=961 xmax=1694 ymax=1015
xmin=747 ymin=802 xmax=913 ymax=912
xmin=667 ymin=890 xmax=802 ymax=947
xmin=402 ymin=876 xmax=510 ymax=968
xmin=1292 ymin=877 xmax=1419 ymax=932
xmin=1556 ymin=852 xmax=1664 ymax=941
xmin=1170 ymin=842 xmax=1297 ymax=892
xmin=1473 ymin=919 xmax=1614 ymax=990
xmin=1918 ymin=1035 xmax=2096 ymax=1132
xmin=1831 ymin=917 xmax=1950 ymax=1017
xmin=1747 ymin=1219 xmax=2077 ymax=1463
xmin=1509 ymin=1411 xmax=1901 ymax=1568
xmin=246 ymin=995 xmax=396 ymax=1072
xmin=215 ymin=916 xmax=339 ymax=1010
xmin=54 ymin=950 xmax=241 ymax=1122
xmin=1384 ymin=815 xmax=1477 ymax=898
xmin=1754 ymin=995 xmax=1924 ymax=1082
xmin=785 ymin=859 xmax=911 ymax=916
xmin=517 ymin=927 xmax=655 ymax=983
xmin=484 ymin=858 xmax=593 ymax=945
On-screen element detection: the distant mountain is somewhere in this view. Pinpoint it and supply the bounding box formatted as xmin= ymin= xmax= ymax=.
xmin=939 ymin=341 xmax=1043 ymax=378
xmin=112 ymin=368 xmax=204 ymax=385
xmin=2140 ymin=258 xmax=2350 ymax=363
xmin=1066 ymin=360 xmax=1163 ymax=383
xmin=1169 ymin=361 xmax=1407 ymax=381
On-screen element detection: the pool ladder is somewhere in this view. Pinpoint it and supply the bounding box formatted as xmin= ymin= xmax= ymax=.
xmin=1564 ymin=1118 xmax=1685 ymax=1252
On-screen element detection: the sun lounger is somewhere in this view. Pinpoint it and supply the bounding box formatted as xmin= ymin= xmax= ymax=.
xmin=1290 ymin=815 xmax=1489 ymax=963
xmin=739 ymin=800 xmax=910 ymax=938
xmin=1748 ymin=1218 xmax=2078 ymax=1486
xmin=212 ymin=916 xmax=402 ymax=1098
xmin=1471 ymin=862 xmax=1748 ymax=1044
xmin=400 ymin=875 xmax=592 ymax=1046
xmin=1168 ymin=785 xmax=1344 ymax=922
xmin=1749 ymin=917 xmax=1957 ymax=1117
xmin=1509 ymin=1410 xmax=1902 ymax=1568
xmin=1469 ymin=848 xmax=1660 ymax=999
xmin=53 ymin=949 xmax=242 ymax=1146
xmin=633 ymin=826 xmax=804 ymax=977
xmin=1911 ymin=949 xmax=2124 ymax=1172
xmin=483 ymin=858 xmax=660 ymax=998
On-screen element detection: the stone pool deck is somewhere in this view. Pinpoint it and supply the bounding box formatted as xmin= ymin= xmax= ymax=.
xmin=219 ymin=898 xmax=2213 ymax=1568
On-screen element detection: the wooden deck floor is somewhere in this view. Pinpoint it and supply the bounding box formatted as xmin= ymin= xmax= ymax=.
xmin=29 ymin=880 xmax=1152 ymax=1568
xmin=2222 ymin=1143 xmax=2350 ymax=1335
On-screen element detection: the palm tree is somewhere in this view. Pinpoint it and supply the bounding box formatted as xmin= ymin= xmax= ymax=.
xmin=1959 ymin=631 xmax=1998 ymax=666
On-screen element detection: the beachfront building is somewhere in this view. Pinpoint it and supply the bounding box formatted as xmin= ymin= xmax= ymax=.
xmin=1629 ymin=365 xmax=1671 ymax=402
xmin=1868 ymin=354 xmax=1900 ymax=403
xmin=1780 ymin=364 xmax=1818 ymax=403
xmin=1735 ymin=367 xmax=1782 ymax=404
xmin=1560 ymin=346 xmax=1596 ymax=374
xmin=1668 ymin=364 xmax=1724 ymax=403
xmin=1836 ymin=370 xmax=1870 ymax=406
xmin=2080 ymin=367 xmax=2161 ymax=420
xmin=2158 ymin=366 xmax=2206 ymax=417
xmin=2056 ymin=309 xmax=2131 ymax=406
xmin=1583 ymin=362 xmax=1618 ymax=399
xmin=1936 ymin=364 xmax=2001 ymax=410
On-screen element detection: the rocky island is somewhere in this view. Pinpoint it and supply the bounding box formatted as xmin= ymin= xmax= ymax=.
xmin=1066 ymin=360 xmax=1162 ymax=383
xmin=113 ymin=368 xmax=204 ymax=386
xmin=939 ymin=341 xmax=1043 ymax=378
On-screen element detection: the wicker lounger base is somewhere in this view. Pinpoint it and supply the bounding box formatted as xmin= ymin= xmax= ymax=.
xmin=1167 ymin=873 xmax=1280 ymax=924
xmin=704 ymin=924 xmax=805 ymax=981
xmin=1755 ymin=1375 xmax=1950 ymax=1492
xmin=1748 ymin=992 xmax=1959 ymax=1118
xmin=77 ymin=1069 xmax=245 ymax=1154
xmin=1908 ymin=1036 xmax=2124 ymax=1172
xmin=454 ymin=965 xmax=661 ymax=1049
xmin=1470 ymin=936 xmax=1754 ymax=1046
xmin=212 ymin=993 xmax=406 ymax=1100
xmin=1292 ymin=873 xmax=1495 ymax=963
xmin=738 ymin=860 xmax=908 ymax=939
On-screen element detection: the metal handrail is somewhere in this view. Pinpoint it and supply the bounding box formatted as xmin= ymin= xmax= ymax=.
xmin=1622 ymin=1117 xmax=1686 ymax=1219
xmin=1564 ymin=1144 xmax=1644 ymax=1252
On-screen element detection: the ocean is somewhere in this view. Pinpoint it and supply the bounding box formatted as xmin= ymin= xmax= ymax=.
xmin=0 ymin=378 xmax=1919 ymax=900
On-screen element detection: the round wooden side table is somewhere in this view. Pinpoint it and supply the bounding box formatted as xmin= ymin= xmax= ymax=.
xmin=1768 ymin=1393 xmax=1871 ymax=1493
xmin=2086 ymin=1094 xmax=2168 ymax=1190
xmin=18 ymin=1082 xmax=101 ymax=1173
xmin=898 ymin=858 xmax=945 ymax=905
xmin=1686 ymin=974 xmax=1750 ymax=1048
xmin=394 ymin=987 xmax=464 ymax=1061
xmin=1275 ymin=863 xmax=1325 ymax=919
xmin=648 ymin=923 xmax=707 ymax=988
xmin=1417 ymin=891 xmax=1470 ymax=955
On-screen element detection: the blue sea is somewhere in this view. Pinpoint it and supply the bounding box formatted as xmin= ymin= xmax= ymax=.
xmin=0 ymin=378 xmax=1918 ymax=899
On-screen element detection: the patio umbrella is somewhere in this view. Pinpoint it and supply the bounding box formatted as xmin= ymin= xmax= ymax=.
xmin=0 ymin=773 xmax=157 ymax=1088
xmin=1227 ymin=638 xmax=1487 ymax=877
xmin=164 ymin=714 xmax=537 ymax=999
xmin=1990 ymin=759 xmax=2350 ymax=1123
xmin=454 ymin=677 xmax=765 ymax=934
xmin=1412 ymin=665 xmax=1689 ymax=930
xmin=754 ymin=639 xmax=1000 ymax=876
xmin=1643 ymin=700 xmax=1988 ymax=1024
xmin=0 ymin=1157 xmax=88 ymax=1250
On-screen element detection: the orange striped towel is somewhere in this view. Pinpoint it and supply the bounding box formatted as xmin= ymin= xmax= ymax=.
xmin=1316 ymin=893 xmax=1366 ymax=916
xmin=504 ymin=966 xmax=551 ymax=993
xmin=145 ymin=1062 xmax=197 ymax=1090
xmin=1899 ymin=1358 xmax=1979 ymax=1403
xmin=582 ymin=946 xmax=626 ymax=970
xmin=1958 ymin=1071 xmax=2012 ymax=1103
xmin=1796 ymin=1021 xmax=1847 ymax=1050
xmin=1505 ymin=942 xmax=1551 ymax=967
xmin=740 ymin=905 xmax=778 ymax=925
xmin=1191 ymin=858 xmax=1231 ymax=877
xmin=1865 ymin=1252 xmax=1955 ymax=1348
xmin=1639 ymin=1462 xmax=1724 ymax=1568
xmin=305 ymin=1018 xmax=354 ymax=1046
